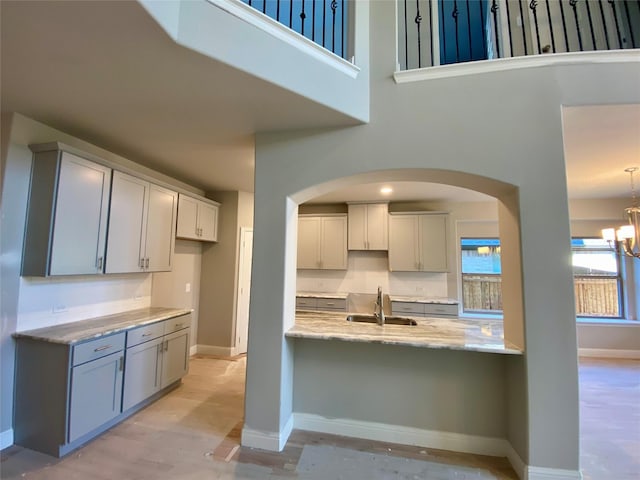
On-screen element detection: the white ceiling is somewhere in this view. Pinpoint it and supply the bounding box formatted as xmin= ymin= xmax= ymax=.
xmin=2 ymin=2 xmax=638 ymax=203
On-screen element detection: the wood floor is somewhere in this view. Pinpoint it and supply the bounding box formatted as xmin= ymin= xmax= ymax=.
xmin=1 ymin=355 xmax=638 ymax=479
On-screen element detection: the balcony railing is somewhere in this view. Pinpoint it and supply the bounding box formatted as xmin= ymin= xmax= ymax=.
xmin=398 ymin=0 xmax=640 ymax=70
xmin=240 ymin=0 xmax=349 ymax=59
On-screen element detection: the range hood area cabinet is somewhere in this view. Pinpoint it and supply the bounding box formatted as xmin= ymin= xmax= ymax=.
xmin=106 ymin=171 xmax=178 ymax=273
xmin=347 ymin=203 xmax=388 ymax=251
xmin=297 ymin=214 xmax=348 ymax=270
xmin=21 ymin=147 xmax=112 ymax=276
xmin=176 ymin=193 xmax=219 ymax=242
xmin=388 ymin=213 xmax=449 ymax=272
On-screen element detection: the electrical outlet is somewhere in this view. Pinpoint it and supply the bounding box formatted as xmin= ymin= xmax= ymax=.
xmin=134 ymin=294 xmax=144 ymax=301
xmin=52 ymin=305 xmax=68 ymax=314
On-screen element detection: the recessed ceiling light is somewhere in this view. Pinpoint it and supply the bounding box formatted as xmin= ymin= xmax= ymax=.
xmin=380 ymin=186 xmax=393 ymax=195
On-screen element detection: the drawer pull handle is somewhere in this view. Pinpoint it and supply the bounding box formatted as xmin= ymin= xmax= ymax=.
xmin=175 ymin=323 xmax=183 ymax=328
xmin=325 ymin=303 xmax=335 ymax=306
xmin=142 ymin=333 xmax=152 ymax=337
xmin=94 ymin=345 xmax=112 ymax=352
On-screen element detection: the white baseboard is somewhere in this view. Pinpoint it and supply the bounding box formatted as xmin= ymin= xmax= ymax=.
xmin=0 ymin=428 xmax=14 ymax=450
xmin=505 ymin=442 xmax=527 ymax=480
xmin=526 ymin=466 xmax=583 ymax=480
xmin=293 ymin=413 xmax=507 ymax=457
xmin=241 ymin=415 xmax=293 ymax=452
xmin=189 ymin=345 xmax=198 ymax=356
xmin=579 ymin=348 xmax=640 ymax=359
xmin=194 ymin=344 xmax=234 ymax=357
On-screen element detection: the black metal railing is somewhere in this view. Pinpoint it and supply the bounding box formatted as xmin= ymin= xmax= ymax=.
xmin=399 ymin=0 xmax=640 ymax=70
xmin=241 ymin=0 xmax=349 ymax=59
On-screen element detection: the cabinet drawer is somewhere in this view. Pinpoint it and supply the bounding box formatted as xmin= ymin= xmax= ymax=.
xmin=316 ymin=298 xmax=346 ymax=311
xmin=164 ymin=314 xmax=191 ymax=335
xmin=73 ymin=333 xmax=125 ymax=366
xmin=296 ymin=297 xmax=318 ymax=309
xmin=423 ymin=303 xmax=458 ymax=317
xmin=391 ymin=302 xmax=425 ymax=315
xmin=126 ymin=322 xmax=165 ymax=348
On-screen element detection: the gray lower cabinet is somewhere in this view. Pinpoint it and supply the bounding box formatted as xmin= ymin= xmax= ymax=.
xmin=13 ymin=315 xmax=191 ymax=457
xmin=391 ymin=301 xmax=458 ymax=318
xmin=161 ymin=329 xmax=190 ymax=388
xmin=69 ymin=351 xmax=124 ymax=443
xmin=122 ymin=337 xmax=163 ymax=412
xmin=295 ymin=296 xmax=347 ymax=312
xmin=121 ymin=323 xmax=190 ymax=412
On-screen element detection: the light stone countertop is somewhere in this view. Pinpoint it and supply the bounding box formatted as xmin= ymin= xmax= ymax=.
xmin=13 ymin=307 xmax=192 ymax=345
xmin=287 ymin=310 xmax=522 ymax=355
xmin=388 ymin=295 xmax=459 ymax=305
xmin=296 ymin=292 xmax=349 ymax=299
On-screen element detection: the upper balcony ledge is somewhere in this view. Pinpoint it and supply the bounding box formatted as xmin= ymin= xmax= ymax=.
xmin=208 ymin=0 xmax=361 ymax=79
xmin=393 ymin=49 xmax=640 ymax=84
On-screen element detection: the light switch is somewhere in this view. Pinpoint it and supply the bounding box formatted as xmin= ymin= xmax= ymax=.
xmin=185 ymin=283 xmax=191 ymax=293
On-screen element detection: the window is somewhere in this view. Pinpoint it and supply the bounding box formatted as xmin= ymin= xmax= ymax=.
xmin=460 ymin=238 xmax=502 ymax=313
xmin=571 ymin=238 xmax=622 ymax=318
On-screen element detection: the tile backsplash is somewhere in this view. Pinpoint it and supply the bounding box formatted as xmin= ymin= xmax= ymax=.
xmin=296 ymin=251 xmax=448 ymax=297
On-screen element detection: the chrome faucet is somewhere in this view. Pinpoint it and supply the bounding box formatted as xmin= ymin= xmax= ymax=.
xmin=374 ymin=286 xmax=385 ymax=325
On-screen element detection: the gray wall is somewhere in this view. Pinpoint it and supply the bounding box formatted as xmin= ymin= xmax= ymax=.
xmin=294 ymin=339 xmax=508 ymax=437
xmin=198 ymin=190 xmax=254 ymax=350
xmin=243 ymin=1 xmax=640 ymax=474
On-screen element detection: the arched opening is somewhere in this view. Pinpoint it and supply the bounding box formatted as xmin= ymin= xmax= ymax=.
xmin=288 ymin=168 xmax=524 ymax=350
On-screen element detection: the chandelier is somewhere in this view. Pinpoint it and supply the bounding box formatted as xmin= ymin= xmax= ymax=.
xmin=602 ymin=167 xmax=640 ymax=259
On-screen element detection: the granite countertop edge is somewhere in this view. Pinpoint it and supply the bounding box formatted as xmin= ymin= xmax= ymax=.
xmin=296 ymin=292 xmax=349 ymax=299
xmin=288 ymin=311 xmax=523 ymax=356
xmin=297 ymin=292 xmax=459 ymax=304
xmin=13 ymin=307 xmax=192 ymax=345
xmin=388 ymin=295 xmax=459 ymax=305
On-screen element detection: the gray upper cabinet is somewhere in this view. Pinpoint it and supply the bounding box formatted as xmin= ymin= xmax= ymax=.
xmin=388 ymin=213 xmax=448 ymax=272
xmin=22 ymin=147 xmax=112 ymax=276
xmin=348 ymin=203 xmax=388 ymax=251
xmin=106 ymin=171 xmax=178 ymax=273
xmin=176 ymin=193 xmax=219 ymax=242
xmin=297 ymin=215 xmax=348 ymax=270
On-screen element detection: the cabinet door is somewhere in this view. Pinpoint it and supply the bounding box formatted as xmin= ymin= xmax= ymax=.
xmin=419 ymin=215 xmax=448 ymax=272
xmin=366 ymin=204 xmax=388 ymax=251
xmin=161 ymin=329 xmax=190 ymax=388
xmin=49 ymin=153 xmax=111 ymax=275
xmin=176 ymin=194 xmax=199 ymax=240
xmin=198 ymin=203 xmax=218 ymax=242
xmin=105 ymin=172 xmax=148 ymax=273
xmin=145 ymin=184 xmax=177 ymax=272
xmin=297 ymin=217 xmax=321 ymax=269
xmin=320 ymin=216 xmax=348 ymax=270
xmin=122 ymin=337 xmax=163 ymax=411
xmin=68 ymin=352 xmax=123 ymax=443
xmin=347 ymin=204 xmax=367 ymax=250
xmin=388 ymin=215 xmax=420 ymax=271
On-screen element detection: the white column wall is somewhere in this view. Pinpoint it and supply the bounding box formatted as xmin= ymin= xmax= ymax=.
xmin=243 ymin=1 xmax=639 ymax=473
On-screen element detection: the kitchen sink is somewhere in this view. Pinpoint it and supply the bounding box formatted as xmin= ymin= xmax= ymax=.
xmin=346 ymin=314 xmax=417 ymax=326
